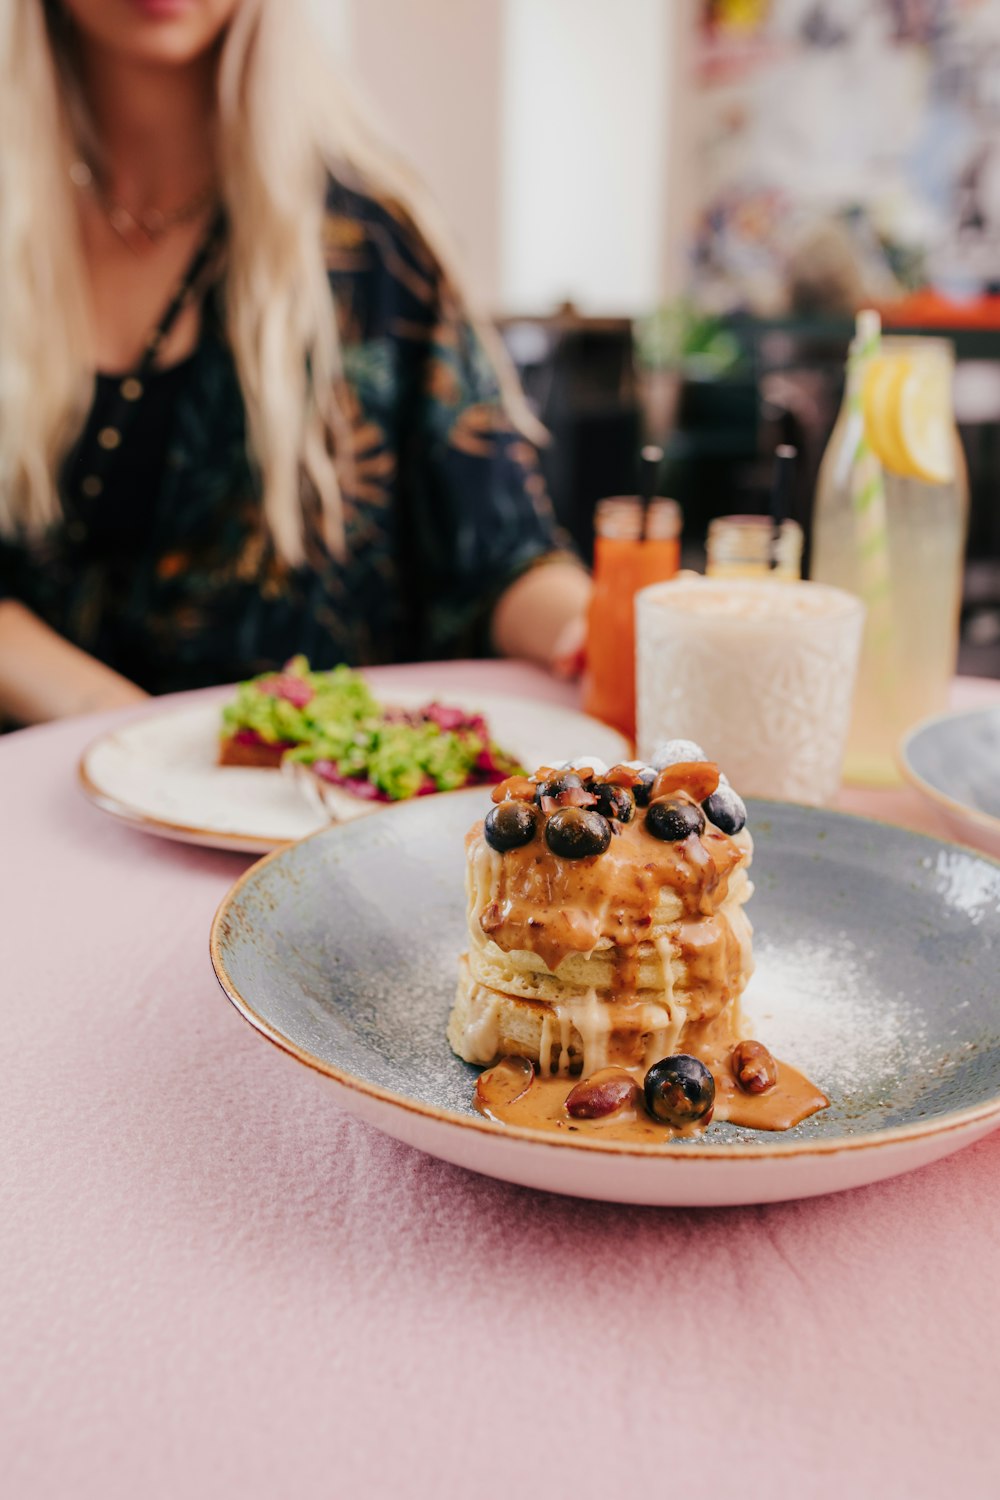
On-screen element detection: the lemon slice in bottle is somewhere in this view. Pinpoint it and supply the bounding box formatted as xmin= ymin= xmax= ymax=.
xmin=896 ymin=352 xmax=955 ymax=484
xmin=863 ymin=354 xmax=914 ymax=476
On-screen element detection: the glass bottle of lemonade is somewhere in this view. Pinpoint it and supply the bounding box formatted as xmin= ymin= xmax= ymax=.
xmin=810 ymin=311 xmax=967 ymax=786
xmin=584 ymin=496 xmax=681 ymax=739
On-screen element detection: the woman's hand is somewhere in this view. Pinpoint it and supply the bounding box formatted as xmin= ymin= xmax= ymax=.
xmin=0 ymin=600 xmax=148 ymax=725
xmin=549 ymin=612 xmax=587 ymax=681
xmin=490 ymin=560 xmax=591 ymax=677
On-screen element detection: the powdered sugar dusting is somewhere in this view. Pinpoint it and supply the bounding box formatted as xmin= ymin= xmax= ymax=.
xmin=742 ymin=932 xmax=931 ymax=1106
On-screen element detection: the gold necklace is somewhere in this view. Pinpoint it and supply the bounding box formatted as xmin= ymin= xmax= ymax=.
xmin=69 ymin=158 xmax=218 ymax=250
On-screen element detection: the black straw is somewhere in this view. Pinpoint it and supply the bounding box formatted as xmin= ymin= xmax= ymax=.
xmin=638 ymin=444 xmax=663 ymax=539
xmin=770 ymin=443 xmax=797 ymax=527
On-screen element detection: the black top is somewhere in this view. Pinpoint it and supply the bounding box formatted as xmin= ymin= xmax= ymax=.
xmin=63 ymin=358 xmax=194 ymax=555
xmin=0 ymin=178 xmax=570 ymax=693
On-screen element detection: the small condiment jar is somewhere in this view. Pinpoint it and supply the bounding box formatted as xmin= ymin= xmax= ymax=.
xmin=705 ymin=514 xmax=803 ymax=581
xmin=584 ymin=495 xmax=682 ymax=739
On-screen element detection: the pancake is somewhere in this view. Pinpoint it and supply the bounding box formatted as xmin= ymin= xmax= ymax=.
xmin=448 ymin=762 xmax=755 ymax=1079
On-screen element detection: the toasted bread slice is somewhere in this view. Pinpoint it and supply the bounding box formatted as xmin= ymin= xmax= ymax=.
xmin=218 ymin=735 xmax=289 ymax=769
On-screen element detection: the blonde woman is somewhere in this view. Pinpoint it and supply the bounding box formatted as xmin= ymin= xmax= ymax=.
xmin=0 ymin=0 xmax=589 ymax=723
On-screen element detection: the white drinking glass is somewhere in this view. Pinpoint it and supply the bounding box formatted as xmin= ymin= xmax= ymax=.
xmin=635 ymin=577 xmax=865 ymax=805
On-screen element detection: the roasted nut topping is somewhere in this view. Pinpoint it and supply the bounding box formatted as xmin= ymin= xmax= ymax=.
xmin=491 ymin=775 xmax=539 ymax=804
xmin=731 ymin=1040 xmax=779 ymax=1095
xmin=651 ymin=760 xmax=721 ymax=804
xmin=564 ymin=1068 xmax=640 ymax=1119
xmin=543 ymin=785 xmax=598 ymax=812
xmin=474 ymin=1057 xmax=535 ymax=1116
xmin=603 ymin=763 xmax=644 ymax=789
xmin=534 ymin=771 xmax=583 ymax=806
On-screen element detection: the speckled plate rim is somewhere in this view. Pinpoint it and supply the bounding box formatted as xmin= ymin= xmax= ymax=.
xmin=78 ymin=692 xmax=630 ymax=855
xmin=209 ymin=796 xmax=1000 ymax=1164
xmin=77 ymin=753 xmax=284 ymax=853
xmin=899 ymin=704 xmax=1000 ymax=842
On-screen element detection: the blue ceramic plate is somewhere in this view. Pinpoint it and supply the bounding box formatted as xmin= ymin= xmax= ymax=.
xmin=211 ymin=792 xmax=1000 ymax=1206
xmin=901 ymin=705 xmax=1000 ymax=858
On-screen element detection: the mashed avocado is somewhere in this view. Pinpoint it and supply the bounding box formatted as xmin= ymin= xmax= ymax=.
xmin=294 ymin=718 xmax=495 ymax=799
xmin=221 ymin=658 xmax=378 ymax=748
xmin=222 ymin=659 xmax=521 ymax=798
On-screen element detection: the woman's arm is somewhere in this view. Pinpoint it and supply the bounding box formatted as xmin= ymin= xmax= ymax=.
xmin=490 ymin=560 xmax=591 ymax=676
xmin=0 ymin=599 xmax=148 ymax=725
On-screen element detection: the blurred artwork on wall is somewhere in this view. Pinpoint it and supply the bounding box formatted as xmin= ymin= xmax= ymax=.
xmin=692 ymin=0 xmax=1000 ymax=315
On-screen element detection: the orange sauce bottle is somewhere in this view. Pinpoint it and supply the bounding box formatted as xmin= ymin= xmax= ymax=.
xmin=584 ymin=496 xmax=681 ymax=740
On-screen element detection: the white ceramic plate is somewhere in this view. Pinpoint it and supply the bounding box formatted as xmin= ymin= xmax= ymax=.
xmin=900 ymin=704 xmax=1000 ymax=858
xmin=79 ymin=688 xmax=630 ymax=853
xmin=211 ymin=792 xmax=1000 ymax=1206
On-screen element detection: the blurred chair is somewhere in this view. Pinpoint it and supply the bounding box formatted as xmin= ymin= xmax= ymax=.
xmin=500 ymin=306 xmax=641 ymax=562
xmin=657 ymin=371 xmax=761 ymax=563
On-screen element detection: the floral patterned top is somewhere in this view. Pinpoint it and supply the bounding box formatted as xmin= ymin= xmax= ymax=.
xmin=0 ymin=178 xmax=570 ymax=694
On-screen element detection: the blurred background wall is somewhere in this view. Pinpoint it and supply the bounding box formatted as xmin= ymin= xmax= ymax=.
xmin=310 ymin=0 xmax=1000 ymax=674
xmin=309 ymin=0 xmax=697 ymax=315
xmin=310 ymin=0 xmax=1000 ymax=319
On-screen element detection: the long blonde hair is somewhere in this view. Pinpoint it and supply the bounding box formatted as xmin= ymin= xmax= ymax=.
xmin=0 ymin=0 xmax=539 ymax=563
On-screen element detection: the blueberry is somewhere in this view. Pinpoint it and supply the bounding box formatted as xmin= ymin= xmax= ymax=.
xmin=650 ymin=739 xmax=707 ymax=771
xmin=702 ymin=783 xmax=747 ymax=836
xmin=592 ymin=782 xmax=635 ymax=823
xmin=545 ymin=806 xmax=612 ymax=859
xmin=644 ymin=1054 xmax=716 ymax=1126
xmin=632 ymin=767 xmax=657 ymax=807
xmin=560 ymin=756 xmax=608 ymax=778
xmin=485 ymin=799 xmax=540 ymax=852
xmin=535 ymin=771 xmax=583 ymax=804
xmin=645 ymin=798 xmax=705 ymax=842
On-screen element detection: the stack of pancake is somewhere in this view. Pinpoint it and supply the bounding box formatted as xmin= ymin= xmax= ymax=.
xmin=448 ymin=760 xmax=754 ymax=1079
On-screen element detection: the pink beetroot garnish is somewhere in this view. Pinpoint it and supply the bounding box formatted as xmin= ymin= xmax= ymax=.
xmin=473 ymin=744 xmax=517 ymax=780
xmin=419 ymin=701 xmax=469 ymax=732
xmin=256 ymin=673 xmax=314 ymax=708
xmin=233 ymin=728 xmax=296 ymax=751
xmin=310 ymin=761 xmax=391 ymax=801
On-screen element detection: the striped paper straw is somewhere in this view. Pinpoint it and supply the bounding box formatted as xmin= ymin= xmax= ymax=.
xmin=847 ymin=310 xmax=894 ymax=664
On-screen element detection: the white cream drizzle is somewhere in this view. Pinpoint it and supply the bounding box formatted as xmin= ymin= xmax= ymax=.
xmin=456 ymin=808 xmax=754 ymax=1079
xmin=462 ymin=988 xmax=502 ymax=1063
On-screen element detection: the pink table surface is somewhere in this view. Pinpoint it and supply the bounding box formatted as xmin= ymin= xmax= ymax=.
xmin=3 ymin=663 xmax=1000 ymax=1500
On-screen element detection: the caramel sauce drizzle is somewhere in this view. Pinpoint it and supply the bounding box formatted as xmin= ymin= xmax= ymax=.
xmin=468 ymin=813 xmax=746 ymax=983
xmin=474 ymin=1008 xmax=829 ymax=1140
xmin=459 ymin=795 xmax=829 ymax=1141
xmin=476 ymin=1056 xmax=829 ymax=1141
